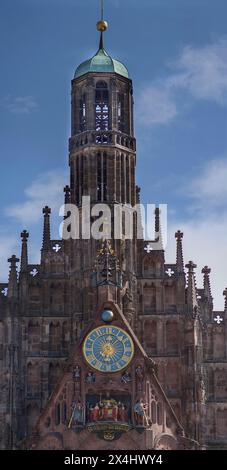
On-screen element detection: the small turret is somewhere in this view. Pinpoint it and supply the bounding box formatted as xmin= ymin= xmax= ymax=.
xmin=8 ymin=255 xmax=19 ymax=300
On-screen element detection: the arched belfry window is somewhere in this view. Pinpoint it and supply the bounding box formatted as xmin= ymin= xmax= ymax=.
xmin=95 ymin=81 xmax=109 ymax=132
xmin=79 ymin=94 xmax=86 ymax=132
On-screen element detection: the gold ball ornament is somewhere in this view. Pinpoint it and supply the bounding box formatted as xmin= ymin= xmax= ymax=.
xmin=96 ymin=20 xmax=108 ymax=32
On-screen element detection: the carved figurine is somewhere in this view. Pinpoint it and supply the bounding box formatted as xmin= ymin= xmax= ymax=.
xmin=134 ymin=399 xmax=148 ymax=426
xmin=73 ymin=365 xmax=81 ymax=381
xmin=121 ymin=370 xmax=132 ymax=383
xmin=68 ymin=401 xmax=84 ymax=427
xmin=85 ymin=371 xmax=96 ymax=383
xmin=135 ymin=365 xmax=144 ymax=379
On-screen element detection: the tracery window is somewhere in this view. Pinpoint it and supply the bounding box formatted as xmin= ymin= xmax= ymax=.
xmin=95 ymin=81 xmax=109 ymax=132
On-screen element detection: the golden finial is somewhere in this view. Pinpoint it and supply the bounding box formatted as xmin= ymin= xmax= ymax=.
xmin=97 ymin=20 xmax=108 ymax=32
xmin=96 ymin=0 xmax=108 ymax=32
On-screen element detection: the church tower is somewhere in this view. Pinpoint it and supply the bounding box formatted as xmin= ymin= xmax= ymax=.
xmin=69 ymin=22 xmax=136 ymax=207
xmin=66 ymin=18 xmax=138 ymax=327
xmin=1 ymin=3 xmax=227 ymax=452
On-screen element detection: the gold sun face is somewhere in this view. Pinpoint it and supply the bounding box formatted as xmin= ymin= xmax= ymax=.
xmin=101 ymin=342 xmax=116 ymax=357
xmin=83 ymin=326 xmax=134 ymax=373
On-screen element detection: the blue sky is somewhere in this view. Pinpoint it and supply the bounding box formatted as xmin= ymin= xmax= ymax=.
xmin=0 ymin=0 xmax=227 ymax=308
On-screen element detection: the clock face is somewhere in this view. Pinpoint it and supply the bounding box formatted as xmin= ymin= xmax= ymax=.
xmin=83 ymin=325 xmax=134 ymax=372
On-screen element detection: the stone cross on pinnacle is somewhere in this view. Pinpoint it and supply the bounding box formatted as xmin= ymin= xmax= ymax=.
xmin=21 ymin=230 xmax=29 ymax=241
xmin=43 ymin=206 xmax=51 ymax=216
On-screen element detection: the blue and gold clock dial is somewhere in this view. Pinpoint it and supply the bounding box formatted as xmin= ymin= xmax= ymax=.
xmin=83 ymin=326 xmax=134 ymax=372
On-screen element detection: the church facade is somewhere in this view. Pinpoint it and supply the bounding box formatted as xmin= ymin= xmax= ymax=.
xmin=0 ymin=19 xmax=227 ymax=451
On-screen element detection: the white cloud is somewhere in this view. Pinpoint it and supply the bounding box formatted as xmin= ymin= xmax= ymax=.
xmin=138 ymin=37 xmax=227 ymax=126
xmin=167 ymin=216 xmax=227 ymax=311
xmin=7 ymin=169 xmax=67 ymax=224
xmin=188 ymin=157 xmax=227 ymax=210
xmin=137 ymin=85 xmax=178 ymax=125
xmin=173 ymin=39 xmax=227 ymax=104
xmin=1 ymin=95 xmax=38 ymax=114
xmin=0 ymin=169 xmax=67 ymax=281
xmin=0 ymin=233 xmax=43 ymax=282
xmin=0 ymin=235 xmax=19 ymax=280
xmin=166 ymin=156 xmax=227 ymax=310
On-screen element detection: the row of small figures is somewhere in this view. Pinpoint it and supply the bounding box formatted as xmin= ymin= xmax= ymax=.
xmin=69 ymin=398 xmax=148 ymax=428
xmin=73 ymin=365 xmax=144 ymax=384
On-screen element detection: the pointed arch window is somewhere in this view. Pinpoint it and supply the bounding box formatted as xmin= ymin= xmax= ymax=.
xmin=118 ymin=93 xmax=125 ymax=132
xmin=121 ymin=153 xmax=125 ymax=204
xmin=75 ymin=155 xmax=84 ymax=205
xmin=79 ymin=94 xmax=86 ymax=132
xmin=103 ymin=151 xmax=107 ymax=201
xmin=95 ymin=81 xmax=109 ymax=132
xmin=97 ymin=152 xmax=107 ymax=202
xmin=126 ymin=155 xmax=130 ymax=203
xmin=97 ymin=152 xmax=102 ymax=202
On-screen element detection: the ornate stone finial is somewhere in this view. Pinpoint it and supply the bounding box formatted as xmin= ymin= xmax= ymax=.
xmin=175 ymin=230 xmax=184 ymax=274
xmin=8 ymin=255 xmax=19 ymax=299
xmin=175 ymin=230 xmax=183 ymax=240
xmin=94 ymin=240 xmax=122 ymax=288
xmin=223 ymin=288 xmax=227 ymax=312
xmin=21 ymin=230 xmax=29 ymax=242
xmin=202 ymin=265 xmax=211 ymax=275
xmin=202 ymin=266 xmax=213 ymax=304
xmin=8 ymin=255 xmax=19 ymax=268
xmin=97 ymin=239 xmax=116 ymax=257
xmin=20 ymin=230 xmax=29 ymax=272
xmin=185 ymin=261 xmax=198 ymax=311
xmin=64 ymin=185 xmax=71 ymax=204
xmin=42 ymin=206 xmax=51 ymax=250
xmin=43 ymin=206 xmax=51 ymax=216
xmin=185 ymin=260 xmax=197 ymax=272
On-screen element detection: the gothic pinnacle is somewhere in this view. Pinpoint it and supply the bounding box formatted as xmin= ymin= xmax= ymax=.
xmin=20 ymin=230 xmax=29 ymax=272
xmin=223 ymin=288 xmax=227 ymax=312
xmin=42 ymin=206 xmax=51 ymax=250
xmin=185 ymin=261 xmax=198 ymax=311
xmin=64 ymin=185 xmax=71 ymax=204
xmin=8 ymin=255 xmax=19 ymax=299
xmin=175 ymin=230 xmax=184 ymax=274
xmin=202 ymin=266 xmax=213 ymax=303
xmin=154 ymin=207 xmax=164 ymax=250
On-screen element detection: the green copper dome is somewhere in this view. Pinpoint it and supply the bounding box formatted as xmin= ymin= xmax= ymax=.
xmin=75 ymin=35 xmax=129 ymax=79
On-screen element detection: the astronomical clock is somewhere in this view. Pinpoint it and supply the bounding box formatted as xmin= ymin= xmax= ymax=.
xmin=83 ymin=325 xmax=134 ymax=373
